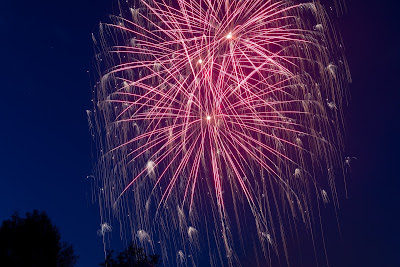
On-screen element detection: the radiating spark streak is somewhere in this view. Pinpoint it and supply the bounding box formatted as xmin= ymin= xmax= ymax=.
xmin=117 ymin=124 xmax=200 ymax=202
xmin=155 ymin=134 xmax=202 ymax=214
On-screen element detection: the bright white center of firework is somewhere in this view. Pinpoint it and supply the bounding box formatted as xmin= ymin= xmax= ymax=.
xmin=206 ymin=116 xmax=211 ymax=121
xmin=198 ymin=59 xmax=203 ymax=64
xmin=226 ymin=32 xmax=233 ymax=39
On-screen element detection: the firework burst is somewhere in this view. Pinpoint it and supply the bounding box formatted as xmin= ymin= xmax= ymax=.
xmin=91 ymin=0 xmax=350 ymax=265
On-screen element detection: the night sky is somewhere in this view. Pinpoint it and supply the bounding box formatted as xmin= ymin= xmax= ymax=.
xmin=0 ymin=0 xmax=399 ymax=266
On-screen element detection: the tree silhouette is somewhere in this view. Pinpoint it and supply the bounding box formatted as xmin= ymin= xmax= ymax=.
xmin=99 ymin=242 xmax=160 ymax=267
xmin=0 ymin=210 xmax=79 ymax=267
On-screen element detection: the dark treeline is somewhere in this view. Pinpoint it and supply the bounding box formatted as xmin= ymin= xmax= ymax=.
xmin=0 ymin=210 xmax=160 ymax=267
xmin=0 ymin=210 xmax=78 ymax=267
xmin=99 ymin=242 xmax=160 ymax=267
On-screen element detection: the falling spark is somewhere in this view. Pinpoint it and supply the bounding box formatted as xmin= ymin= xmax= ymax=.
xmin=97 ymin=223 xmax=112 ymax=236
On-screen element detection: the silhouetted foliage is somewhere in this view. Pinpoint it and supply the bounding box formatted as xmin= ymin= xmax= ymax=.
xmin=99 ymin=242 xmax=160 ymax=267
xmin=0 ymin=210 xmax=79 ymax=267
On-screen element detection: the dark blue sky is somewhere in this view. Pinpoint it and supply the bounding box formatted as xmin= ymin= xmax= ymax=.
xmin=0 ymin=0 xmax=399 ymax=266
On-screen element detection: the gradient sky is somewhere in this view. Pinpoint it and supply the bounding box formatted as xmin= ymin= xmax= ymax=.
xmin=0 ymin=0 xmax=399 ymax=266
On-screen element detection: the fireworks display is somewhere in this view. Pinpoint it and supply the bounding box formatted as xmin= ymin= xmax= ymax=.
xmin=91 ymin=0 xmax=350 ymax=265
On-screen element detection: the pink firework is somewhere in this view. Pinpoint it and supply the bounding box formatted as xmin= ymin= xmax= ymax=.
xmin=91 ymin=0 xmax=350 ymax=265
